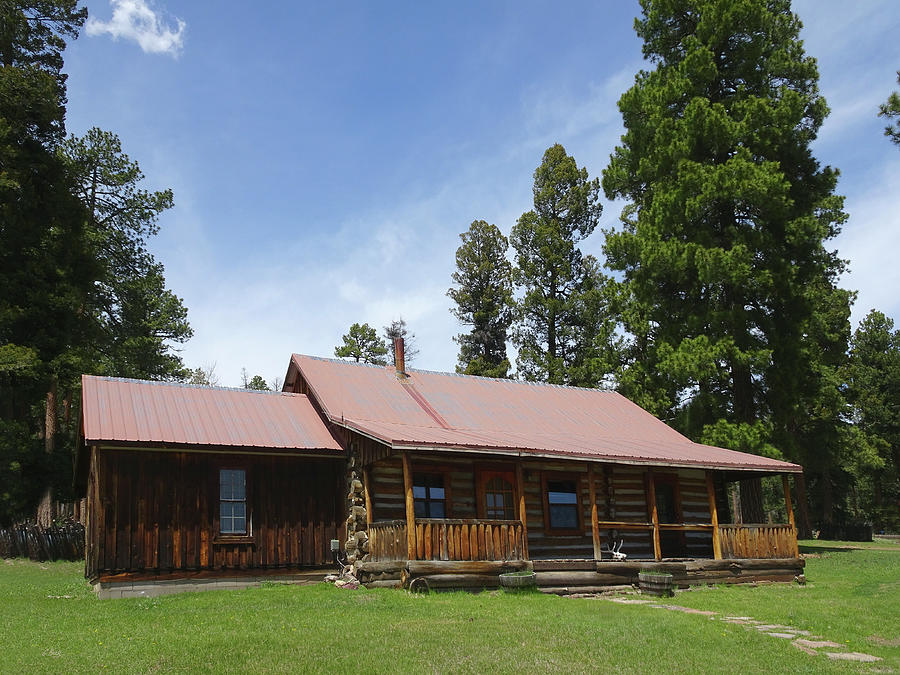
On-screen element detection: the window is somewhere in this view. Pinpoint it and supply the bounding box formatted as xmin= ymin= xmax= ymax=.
xmin=413 ymin=473 xmax=445 ymax=518
xmin=546 ymin=478 xmax=579 ymax=531
xmin=220 ymin=469 xmax=247 ymax=534
xmin=483 ymin=475 xmax=515 ymax=519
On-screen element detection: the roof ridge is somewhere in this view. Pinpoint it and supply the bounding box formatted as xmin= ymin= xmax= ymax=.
xmin=292 ymin=353 xmax=616 ymax=393
xmin=83 ymin=375 xmax=300 ymax=397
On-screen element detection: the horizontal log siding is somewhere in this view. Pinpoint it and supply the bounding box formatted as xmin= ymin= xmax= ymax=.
xmin=88 ymin=449 xmax=344 ymax=577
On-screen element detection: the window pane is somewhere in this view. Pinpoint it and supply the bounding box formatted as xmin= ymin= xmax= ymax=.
xmin=231 ymin=515 xmax=246 ymax=533
xmin=549 ymin=505 xmax=578 ymax=530
xmin=414 ymin=501 xmax=426 ymax=518
xmin=232 ymin=471 xmax=245 ymax=500
xmin=548 ymin=490 xmax=577 ymax=505
xmin=221 ymin=502 xmax=234 ymax=519
xmin=429 ymin=502 xmax=445 ymax=518
xmin=413 ymin=486 xmax=426 ymax=499
xmin=430 ymin=487 xmax=445 ymax=500
xmin=220 ymin=470 xmax=232 ymax=500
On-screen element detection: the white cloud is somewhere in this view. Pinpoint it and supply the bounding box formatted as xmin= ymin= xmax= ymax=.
xmin=86 ymin=0 xmax=185 ymax=57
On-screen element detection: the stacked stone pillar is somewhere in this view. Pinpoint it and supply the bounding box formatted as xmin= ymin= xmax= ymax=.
xmin=344 ymin=450 xmax=369 ymax=565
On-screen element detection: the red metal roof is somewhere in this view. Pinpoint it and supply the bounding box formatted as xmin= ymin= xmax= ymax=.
xmin=82 ymin=375 xmax=342 ymax=452
xmin=290 ymin=355 xmax=802 ymax=473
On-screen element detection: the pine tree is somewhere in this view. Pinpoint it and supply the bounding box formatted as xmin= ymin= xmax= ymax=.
xmin=602 ymin=0 xmax=852 ymax=523
xmin=448 ymin=220 xmax=514 ymax=378
xmin=511 ymin=144 xmax=617 ymax=387
xmin=335 ymin=323 xmax=389 ymax=365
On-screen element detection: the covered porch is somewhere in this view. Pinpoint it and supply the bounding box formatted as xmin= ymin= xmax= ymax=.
xmin=355 ymin=449 xmax=803 ymax=591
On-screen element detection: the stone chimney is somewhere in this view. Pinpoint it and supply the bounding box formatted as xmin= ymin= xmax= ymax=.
xmin=393 ymin=337 xmax=406 ymax=377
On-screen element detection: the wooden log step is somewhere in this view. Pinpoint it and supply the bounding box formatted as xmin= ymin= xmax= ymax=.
xmin=415 ymin=574 xmax=501 ymax=589
xmin=535 ymin=571 xmax=633 ymax=587
xmin=533 ymin=560 xmax=598 ymax=572
xmin=407 ymin=560 xmax=531 ymax=576
xmin=539 ymin=585 xmax=633 ymax=596
xmin=364 ymin=580 xmax=403 ymax=589
xmin=356 ymin=561 xmax=406 ymax=574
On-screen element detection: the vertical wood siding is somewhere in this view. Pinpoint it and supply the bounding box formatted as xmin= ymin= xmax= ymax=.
xmin=87 ymin=449 xmax=345 ymax=577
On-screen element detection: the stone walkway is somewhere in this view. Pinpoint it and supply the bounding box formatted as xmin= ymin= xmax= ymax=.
xmin=605 ymin=597 xmax=882 ymax=663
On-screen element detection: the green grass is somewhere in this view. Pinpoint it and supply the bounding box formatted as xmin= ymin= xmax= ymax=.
xmin=1 ymin=545 xmax=897 ymax=673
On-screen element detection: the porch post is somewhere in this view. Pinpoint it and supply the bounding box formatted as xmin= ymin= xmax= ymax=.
xmin=705 ymin=471 xmax=722 ymax=560
xmin=363 ymin=467 xmax=374 ymax=525
xmin=646 ymin=470 xmax=662 ymax=561
xmin=515 ymin=460 xmax=529 ymax=560
xmin=782 ymin=474 xmax=799 ymax=558
xmin=588 ymin=463 xmax=601 ymax=560
xmin=401 ymin=451 xmax=417 ymax=561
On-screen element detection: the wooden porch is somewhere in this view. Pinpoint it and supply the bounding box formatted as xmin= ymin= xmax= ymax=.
xmin=366 ymin=450 xmax=800 ymax=564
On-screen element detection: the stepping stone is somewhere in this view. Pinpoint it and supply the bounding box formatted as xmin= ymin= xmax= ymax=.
xmin=767 ymin=632 xmax=798 ymax=639
xmin=755 ymin=624 xmax=788 ymax=631
xmin=681 ymin=608 xmax=717 ymax=616
xmin=791 ymin=642 xmax=818 ymax=655
xmin=824 ymin=652 xmax=882 ymax=663
xmin=725 ymin=616 xmax=754 ymax=621
xmin=608 ymin=598 xmax=650 ymax=604
xmin=723 ymin=618 xmax=753 ymax=625
xmin=794 ymin=639 xmax=844 ymax=649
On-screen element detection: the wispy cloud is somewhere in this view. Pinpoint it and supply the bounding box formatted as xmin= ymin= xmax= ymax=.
xmin=86 ymin=0 xmax=185 ymax=57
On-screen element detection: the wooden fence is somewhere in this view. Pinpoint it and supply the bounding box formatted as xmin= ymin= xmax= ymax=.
xmin=0 ymin=522 xmax=85 ymax=561
xmin=718 ymin=524 xmax=798 ymax=559
xmin=368 ymin=518 xmax=527 ymax=562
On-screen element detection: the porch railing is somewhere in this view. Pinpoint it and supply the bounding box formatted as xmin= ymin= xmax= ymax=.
xmin=368 ymin=518 xmax=527 ymax=562
xmin=718 ymin=524 xmax=798 ymax=559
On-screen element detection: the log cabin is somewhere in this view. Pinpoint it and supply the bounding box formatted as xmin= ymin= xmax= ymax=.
xmin=77 ymin=339 xmax=804 ymax=597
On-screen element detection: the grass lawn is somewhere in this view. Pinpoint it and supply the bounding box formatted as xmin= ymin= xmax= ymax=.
xmin=0 ymin=544 xmax=897 ymax=673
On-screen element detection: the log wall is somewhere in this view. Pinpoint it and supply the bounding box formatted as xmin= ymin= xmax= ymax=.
xmin=86 ymin=448 xmax=345 ymax=579
xmin=367 ymin=453 xmax=717 ymax=560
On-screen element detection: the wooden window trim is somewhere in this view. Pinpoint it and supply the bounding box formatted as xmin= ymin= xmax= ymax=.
xmin=541 ymin=471 xmax=585 ymax=536
xmin=218 ymin=466 xmax=251 ymax=536
xmin=475 ymin=463 xmax=516 ymax=520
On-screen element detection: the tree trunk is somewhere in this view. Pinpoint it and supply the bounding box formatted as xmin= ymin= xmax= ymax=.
xmin=36 ymin=376 xmax=58 ymax=527
xmin=739 ymin=477 xmax=765 ymax=524
xmin=794 ymin=472 xmax=812 ymax=539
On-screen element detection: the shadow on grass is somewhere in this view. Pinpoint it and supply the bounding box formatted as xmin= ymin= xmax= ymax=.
xmin=798 ymin=544 xmax=859 ymax=555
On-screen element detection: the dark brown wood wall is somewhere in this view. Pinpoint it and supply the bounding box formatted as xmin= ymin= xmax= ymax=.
xmin=87 ymin=448 xmax=345 ymax=578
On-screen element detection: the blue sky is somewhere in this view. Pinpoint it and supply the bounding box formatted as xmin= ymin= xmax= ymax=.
xmin=63 ymin=1 xmax=900 ymax=387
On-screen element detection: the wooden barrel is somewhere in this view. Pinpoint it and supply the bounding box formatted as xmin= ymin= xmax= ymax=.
xmin=638 ymin=571 xmax=674 ymax=597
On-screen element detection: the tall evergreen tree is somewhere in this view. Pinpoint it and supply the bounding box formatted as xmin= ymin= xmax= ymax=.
xmin=60 ymin=127 xmax=192 ymax=380
xmin=602 ymin=0 xmax=852 ymax=523
xmin=845 ymin=311 xmax=900 ymax=531
xmin=448 ymin=220 xmax=514 ymax=378
xmin=511 ymin=144 xmax=617 ymax=387
xmin=335 ymin=323 xmax=388 ymax=365
xmin=0 ymin=0 xmax=91 ymax=524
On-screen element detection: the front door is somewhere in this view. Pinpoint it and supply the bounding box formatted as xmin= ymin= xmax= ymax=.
xmin=477 ymin=469 xmax=516 ymax=520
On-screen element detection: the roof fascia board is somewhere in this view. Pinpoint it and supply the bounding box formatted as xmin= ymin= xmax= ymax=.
xmin=95 ymin=443 xmax=344 ymax=459
xmin=388 ymin=443 xmax=802 ymax=474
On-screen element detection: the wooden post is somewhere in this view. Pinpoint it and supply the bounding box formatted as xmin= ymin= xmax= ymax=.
xmin=706 ymin=471 xmax=722 ymax=560
xmin=401 ymin=451 xmax=417 ymax=561
xmin=588 ymin=464 xmax=601 ymax=560
xmin=515 ymin=460 xmax=529 ymax=560
xmin=363 ymin=468 xmax=374 ymax=525
xmin=782 ymin=474 xmax=799 ymax=558
xmin=646 ymin=470 xmax=661 ymax=561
